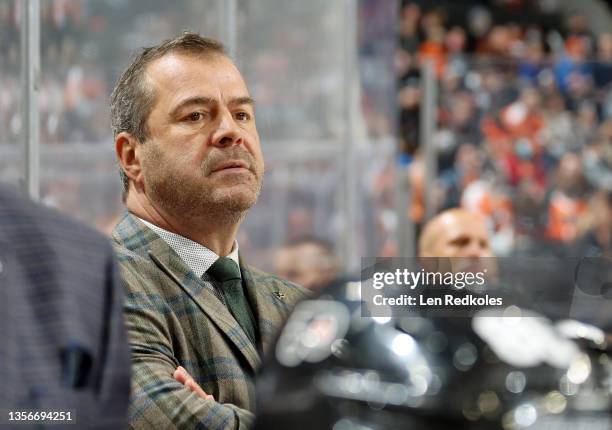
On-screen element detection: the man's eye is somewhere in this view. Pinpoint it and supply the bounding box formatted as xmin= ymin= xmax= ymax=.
xmin=450 ymin=237 xmax=470 ymax=247
xmin=186 ymin=112 xmax=205 ymax=121
xmin=235 ymin=112 xmax=251 ymax=121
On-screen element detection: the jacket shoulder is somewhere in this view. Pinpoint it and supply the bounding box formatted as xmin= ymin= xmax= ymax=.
xmin=245 ymin=265 xmax=312 ymax=302
xmin=0 ymin=185 xmax=110 ymax=249
xmin=111 ymin=240 xmax=163 ymax=294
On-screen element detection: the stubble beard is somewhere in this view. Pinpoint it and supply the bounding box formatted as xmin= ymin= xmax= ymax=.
xmin=144 ymin=146 xmax=263 ymax=226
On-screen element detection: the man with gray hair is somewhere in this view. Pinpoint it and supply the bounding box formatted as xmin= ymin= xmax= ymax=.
xmin=110 ymin=32 xmax=307 ymax=429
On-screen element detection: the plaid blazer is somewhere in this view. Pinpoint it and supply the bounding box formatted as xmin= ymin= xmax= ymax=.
xmin=0 ymin=185 xmax=130 ymax=429
xmin=112 ymin=212 xmax=308 ymax=430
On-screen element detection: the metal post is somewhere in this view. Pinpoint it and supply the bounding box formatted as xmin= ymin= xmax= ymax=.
xmin=395 ymin=159 xmax=415 ymax=257
xmin=20 ymin=0 xmax=40 ymax=200
xmin=218 ymin=0 xmax=237 ymax=59
xmin=421 ymin=59 xmax=438 ymax=222
xmin=341 ymin=0 xmax=358 ymax=273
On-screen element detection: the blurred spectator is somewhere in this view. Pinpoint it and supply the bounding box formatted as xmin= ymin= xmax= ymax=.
xmin=440 ymin=90 xmax=481 ymax=151
xmin=576 ymin=190 xmax=612 ymax=257
xmin=462 ymin=180 xmax=515 ymax=256
xmin=477 ymin=65 xmax=518 ymax=112
xmin=440 ymin=143 xmax=485 ymax=208
xmin=574 ymin=100 xmax=599 ymax=144
xmin=593 ymin=32 xmax=612 ymax=89
xmin=566 ymin=14 xmax=594 ymax=47
xmin=545 ymin=152 xmax=589 ymax=243
xmin=467 ymin=6 xmax=492 ymax=46
xmin=398 ymin=1 xmax=612 ymax=258
xmin=275 ymin=236 xmax=341 ymax=292
xmin=583 ymin=120 xmax=612 ymax=191
xmin=418 ymin=10 xmax=447 ymax=78
xmin=518 ymin=40 xmax=545 ymax=85
xmin=398 ymin=80 xmax=421 ymax=155
xmin=554 ymin=34 xmax=593 ymax=96
xmin=539 ymin=90 xmax=579 ymax=158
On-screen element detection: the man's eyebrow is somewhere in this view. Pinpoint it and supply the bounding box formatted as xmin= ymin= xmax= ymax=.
xmin=228 ymin=96 xmax=255 ymax=108
xmin=170 ymin=96 xmax=215 ymax=117
xmin=170 ymin=96 xmax=255 ymax=116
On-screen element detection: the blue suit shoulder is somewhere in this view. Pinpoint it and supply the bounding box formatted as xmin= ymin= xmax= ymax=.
xmin=0 ymin=184 xmax=111 ymax=251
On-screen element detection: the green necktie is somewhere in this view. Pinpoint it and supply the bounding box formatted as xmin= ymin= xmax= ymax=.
xmin=207 ymin=257 xmax=257 ymax=345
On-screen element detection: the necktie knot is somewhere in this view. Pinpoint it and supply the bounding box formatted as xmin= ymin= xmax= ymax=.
xmin=208 ymin=257 xmax=241 ymax=282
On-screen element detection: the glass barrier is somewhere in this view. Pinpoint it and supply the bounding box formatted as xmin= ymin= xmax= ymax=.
xmin=236 ymin=0 xmax=346 ymax=143
xmin=0 ymin=1 xmax=24 ymax=188
xmin=8 ymin=0 xmax=608 ymax=272
xmin=2 ymin=0 xmax=400 ymax=273
xmin=235 ymin=0 xmax=399 ymax=270
xmin=37 ymin=0 xmax=222 ymax=231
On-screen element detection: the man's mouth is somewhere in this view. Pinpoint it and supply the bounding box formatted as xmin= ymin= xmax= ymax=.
xmin=210 ymin=160 xmax=250 ymax=174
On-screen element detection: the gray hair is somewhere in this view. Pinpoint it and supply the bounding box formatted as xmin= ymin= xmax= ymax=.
xmin=110 ymin=32 xmax=226 ymax=200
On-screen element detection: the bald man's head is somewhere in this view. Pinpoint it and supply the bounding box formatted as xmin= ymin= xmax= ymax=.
xmin=419 ymin=208 xmax=493 ymax=258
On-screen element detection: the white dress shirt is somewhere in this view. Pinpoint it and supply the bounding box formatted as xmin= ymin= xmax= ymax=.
xmin=137 ymin=217 xmax=240 ymax=278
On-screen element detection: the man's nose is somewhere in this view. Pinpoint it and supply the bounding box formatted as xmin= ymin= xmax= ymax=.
xmin=463 ymin=240 xmax=484 ymax=258
xmin=211 ymin=111 xmax=242 ymax=147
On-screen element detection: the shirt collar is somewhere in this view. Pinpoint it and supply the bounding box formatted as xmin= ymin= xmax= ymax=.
xmin=137 ymin=216 xmax=240 ymax=278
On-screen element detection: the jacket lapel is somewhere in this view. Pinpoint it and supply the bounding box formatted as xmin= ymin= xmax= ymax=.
xmin=114 ymin=213 xmax=261 ymax=372
xmin=240 ymin=254 xmax=291 ymax=356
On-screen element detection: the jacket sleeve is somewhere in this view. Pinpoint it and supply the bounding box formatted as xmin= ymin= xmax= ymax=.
xmin=91 ymin=247 xmax=132 ymax=429
xmin=121 ymin=260 xmax=254 ymax=430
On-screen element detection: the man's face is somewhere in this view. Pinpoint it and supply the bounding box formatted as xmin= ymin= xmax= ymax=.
xmin=138 ymin=53 xmax=264 ymax=220
xmin=430 ymin=212 xmax=493 ymax=258
xmin=275 ymin=243 xmax=338 ymax=291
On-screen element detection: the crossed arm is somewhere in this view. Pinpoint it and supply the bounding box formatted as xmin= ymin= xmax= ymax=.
xmin=124 ymin=297 xmax=255 ymax=430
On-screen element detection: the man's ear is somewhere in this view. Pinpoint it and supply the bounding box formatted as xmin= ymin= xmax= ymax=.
xmin=115 ymin=132 xmax=143 ymax=188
